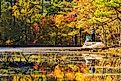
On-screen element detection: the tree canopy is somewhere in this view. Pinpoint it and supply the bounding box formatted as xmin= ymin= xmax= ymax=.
xmin=0 ymin=0 xmax=121 ymax=46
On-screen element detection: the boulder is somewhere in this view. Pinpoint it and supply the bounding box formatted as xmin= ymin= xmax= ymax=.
xmin=82 ymin=42 xmax=105 ymax=48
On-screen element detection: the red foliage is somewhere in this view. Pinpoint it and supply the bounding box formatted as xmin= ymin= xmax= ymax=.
xmin=80 ymin=67 xmax=85 ymax=73
xmin=40 ymin=17 xmax=47 ymax=27
xmin=33 ymin=22 xmax=40 ymax=33
xmin=64 ymin=12 xmax=77 ymax=23
xmin=40 ymin=16 xmax=55 ymax=28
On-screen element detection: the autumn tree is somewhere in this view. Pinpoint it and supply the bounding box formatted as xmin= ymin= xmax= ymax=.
xmin=11 ymin=0 xmax=44 ymax=45
xmin=90 ymin=0 xmax=121 ymax=46
xmin=1 ymin=0 xmax=121 ymax=46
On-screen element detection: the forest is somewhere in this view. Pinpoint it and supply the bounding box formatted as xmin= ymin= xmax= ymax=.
xmin=0 ymin=0 xmax=121 ymax=46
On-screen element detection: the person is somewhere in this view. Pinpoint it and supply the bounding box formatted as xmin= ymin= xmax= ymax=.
xmin=85 ymin=32 xmax=92 ymax=42
xmin=91 ymin=27 xmax=96 ymax=42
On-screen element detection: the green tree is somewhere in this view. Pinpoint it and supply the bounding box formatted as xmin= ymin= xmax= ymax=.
xmin=89 ymin=0 xmax=121 ymax=46
xmin=0 ymin=0 xmax=14 ymax=45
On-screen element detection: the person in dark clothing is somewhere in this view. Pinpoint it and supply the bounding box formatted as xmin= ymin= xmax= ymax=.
xmin=91 ymin=28 xmax=96 ymax=42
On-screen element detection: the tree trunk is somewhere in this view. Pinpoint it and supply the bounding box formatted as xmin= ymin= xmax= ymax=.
xmin=74 ymin=34 xmax=77 ymax=46
xmin=102 ymin=25 xmax=106 ymax=46
xmin=79 ymin=29 xmax=82 ymax=46
xmin=55 ymin=28 xmax=58 ymax=46
xmin=76 ymin=34 xmax=80 ymax=46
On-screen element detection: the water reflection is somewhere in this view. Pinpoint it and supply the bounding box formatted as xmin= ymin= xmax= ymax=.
xmin=0 ymin=49 xmax=120 ymax=81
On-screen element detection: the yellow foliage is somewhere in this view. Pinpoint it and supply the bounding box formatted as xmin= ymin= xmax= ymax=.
xmin=65 ymin=72 xmax=75 ymax=81
xmin=75 ymin=72 xmax=85 ymax=81
xmin=68 ymin=30 xmax=79 ymax=36
xmin=5 ymin=39 xmax=13 ymax=45
xmin=21 ymin=9 xmax=25 ymax=14
xmin=55 ymin=15 xmax=64 ymax=25
xmin=106 ymin=76 xmax=112 ymax=81
xmin=12 ymin=76 xmax=19 ymax=81
xmin=54 ymin=65 xmax=64 ymax=80
xmin=12 ymin=5 xmax=18 ymax=12
xmin=96 ymin=77 xmax=100 ymax=81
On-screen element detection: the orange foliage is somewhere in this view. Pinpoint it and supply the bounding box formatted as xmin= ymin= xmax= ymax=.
xmin=33 ymin=22 xmax=40 ymax=33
